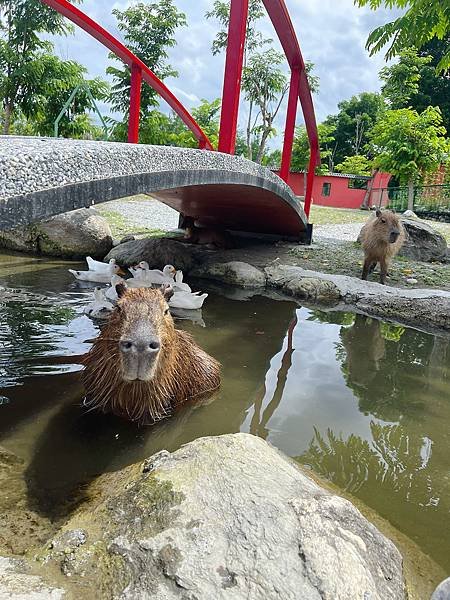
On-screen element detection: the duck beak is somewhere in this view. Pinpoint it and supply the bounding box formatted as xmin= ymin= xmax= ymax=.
xmin=118 ymin=268 xmax=127 ymax=276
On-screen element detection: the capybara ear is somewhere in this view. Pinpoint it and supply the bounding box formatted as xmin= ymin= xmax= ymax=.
xmin=390 ymin=208 xmax=396 ymax=214
xmin=160 ymin=283 xmax=174 ymax=301
xmin=116 ymin=282 xmax=127 ymax=298
xmin=376 ymin=209 xmax=382 ymax=217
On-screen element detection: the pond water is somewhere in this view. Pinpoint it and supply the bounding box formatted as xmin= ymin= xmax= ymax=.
xmin=0 ymin=251 xmax=449 ymax=574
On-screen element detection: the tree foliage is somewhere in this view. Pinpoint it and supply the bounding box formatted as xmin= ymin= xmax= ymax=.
xmin=323 ymin=92 xmax=385 ymax=167
xmin=0 ymin=0 xmax=82 ymax=133
xmin=369 ymin=106 xmax=448 ymax=208
xmin=355 ymin=0 xmax=450 ymax=72
xmin=107 ymin=1 xmax=186 ymax=118
xmin=379 ymin=48 xmax=432 ymax=108
xmin=242 ymin=49 xmax=288 ymax=163
xmin=167 ymin=98 xmax=222 ymax=149
xmin=30 ymin=55 xmax=107 ymax=138
xmin=379 ymin=40 xmax=450 ymax=133
xmin=205 ymin=0 xmax=271 ymax=58
xmin=334 ymin=154 xmax=373 ymax=176
xmin=291 ymin=123 xmax=336 ymax=174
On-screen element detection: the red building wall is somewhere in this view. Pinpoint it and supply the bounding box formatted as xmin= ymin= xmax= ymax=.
xmin=276 ymin=171 xmax=391 ymax=209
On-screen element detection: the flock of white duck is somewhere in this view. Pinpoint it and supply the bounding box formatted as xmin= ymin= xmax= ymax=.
xmin=69 ymin=257 xmax=208 ymax=319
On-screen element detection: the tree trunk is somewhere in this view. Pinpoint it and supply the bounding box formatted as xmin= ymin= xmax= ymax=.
xmin=407 ymin=178 xmax=414 ymax=211
xmin=246 ymin=100 xmax=253 ymax=161
xmin=256 ymin=128 xmax=271 ymax=164
xmin=361 ymin=168 xmax=378 ymax=210
xmin=2 ymin=103 xmax=12 ymax=135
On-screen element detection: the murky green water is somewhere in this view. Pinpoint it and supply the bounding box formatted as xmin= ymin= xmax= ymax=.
xmin=0 ymin=251 xmax=449 ymax=573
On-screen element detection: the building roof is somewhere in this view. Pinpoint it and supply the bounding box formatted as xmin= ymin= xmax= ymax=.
xmin=288 ymin=170 xmax=371 ymax=180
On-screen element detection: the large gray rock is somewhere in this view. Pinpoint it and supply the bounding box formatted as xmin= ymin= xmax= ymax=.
xmin=265 ymin=263 xmax=450 ymax=332
xmin=0 ymin=557 xmax=65 ymax=599
xmin=42 ymin=434 xmax=406 ymax=600
xmin=432 ymin=577 xmax=450 ymax=600
xmin=0 ymin=208 xmax=112 ymax=259
xmin=191 ymin=261 xmax=266 ymax=288
xmin=105 ymin=237 xmax=206 ymax=271
xmin=399 ymin=218 xmax=448 ymax=262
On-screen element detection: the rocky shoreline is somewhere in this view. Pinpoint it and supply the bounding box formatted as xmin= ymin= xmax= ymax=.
xmin=106 ymin=237 xmax=450 ymax=334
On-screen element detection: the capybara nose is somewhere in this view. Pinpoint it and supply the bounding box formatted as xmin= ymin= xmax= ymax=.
xmin=120 ymin=338 xmax=160 ymax=354
xmin=390 ymin=231 xmax=399 ymax=243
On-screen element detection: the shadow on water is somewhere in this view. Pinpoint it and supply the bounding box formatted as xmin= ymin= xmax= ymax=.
xmin=1 ymin=252 xmax=450 ymax=572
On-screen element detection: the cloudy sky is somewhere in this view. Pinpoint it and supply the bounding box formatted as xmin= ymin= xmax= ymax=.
xmin=49 ymin=0 xmax=401 ymax=141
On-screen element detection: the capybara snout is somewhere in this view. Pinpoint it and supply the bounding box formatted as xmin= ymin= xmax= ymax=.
xmin=389 ymin=228 xmax=400 ymax=243
xmin=359 ymin=209 xmax=405 ymax=285
xmin=116 ymin=284 xmax=169 ymax=382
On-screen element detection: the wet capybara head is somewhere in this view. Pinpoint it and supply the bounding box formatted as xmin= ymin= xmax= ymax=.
xmin=374 ymin=209 xmax=402 ymax=244
xmin=115 ymin=284 xmax=174 ymax=382
xmin=82 ymin=284 xmax=221 ymax=423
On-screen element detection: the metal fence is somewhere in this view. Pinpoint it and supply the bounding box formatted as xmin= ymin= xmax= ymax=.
xmin=370 ymin=184 xmax=450 ymax=221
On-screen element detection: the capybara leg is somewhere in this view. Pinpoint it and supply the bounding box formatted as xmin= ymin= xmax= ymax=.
xmin=362 ymin=258 xmax=372 ymax=280
xmin=379 ymin=258 xmax=388 ymax=285
xmin=368 ymin=262 xmax=377 ymax=274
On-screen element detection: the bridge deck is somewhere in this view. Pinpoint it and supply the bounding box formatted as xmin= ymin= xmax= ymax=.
xmin=0 ymin=137 xmax=308 ymax=238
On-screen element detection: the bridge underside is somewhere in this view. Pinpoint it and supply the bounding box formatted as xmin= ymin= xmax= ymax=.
xmin=0 ymin=137 xmax=308 ymax=239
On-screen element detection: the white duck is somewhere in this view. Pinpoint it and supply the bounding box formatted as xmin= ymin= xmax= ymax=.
xmin=69 ymin=263 xmax=122 ymax=283
xmin=172 ymin=270 xmax=192 ymax=293
xmin=83 ymin=287 xmax=114 ymax=319
xmin=140 ymin=263 xmax=176 ymax=284
xmin=128 ymin=261 xmax=151 ymax=278
xmin=127 ymin=263 xmax=176 ymax=287
xmin=169 ymin=291 xmax=208 ymax=310
xmin=86 ymin=257 xmax=116 ymax=273
xmin=104 ymin=274 xmax=126 ymax=302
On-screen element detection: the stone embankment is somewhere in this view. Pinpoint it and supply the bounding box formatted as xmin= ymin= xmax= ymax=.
xmin=106 ymin=238 xmax=450 ymax=333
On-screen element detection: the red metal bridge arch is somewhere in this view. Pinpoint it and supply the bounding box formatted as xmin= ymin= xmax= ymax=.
xmin=40 ymin=0 xmax=319 ymax=217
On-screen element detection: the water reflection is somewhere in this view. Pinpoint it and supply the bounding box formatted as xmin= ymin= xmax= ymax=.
xmin=1 ymin=253 xmax=450 ymax=571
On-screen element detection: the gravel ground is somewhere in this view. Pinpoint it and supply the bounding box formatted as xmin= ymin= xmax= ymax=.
xmin=97 ymin=195 xmax=179 ymax=234
xmin=313 ymin=222 xmax=363 ymax=241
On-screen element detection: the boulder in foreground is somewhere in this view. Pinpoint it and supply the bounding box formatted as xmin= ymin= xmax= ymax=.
xmin=43 ymin=433 xmax=406 ymax=600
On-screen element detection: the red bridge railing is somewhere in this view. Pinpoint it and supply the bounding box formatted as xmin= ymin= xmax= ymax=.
xmin=218 ymin=0 xmax=319 ymax=216
xmin=40 ymin=0 xmax=318 ymax=217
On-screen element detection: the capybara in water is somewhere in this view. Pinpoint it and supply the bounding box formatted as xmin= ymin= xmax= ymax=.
xmin=359 ymin=209 xmax=405 ymax=284
xmin=82 ymin=284 xmax=221 ymax=424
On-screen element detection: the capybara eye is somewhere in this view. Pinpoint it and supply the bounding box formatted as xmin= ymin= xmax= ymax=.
xmin=164 ymin=308 xmax=170 ymax=315
xmin=120 ymin=340 xmax=133 ymax=351
xmin=381 ymin=218 xmax=386 ymax=223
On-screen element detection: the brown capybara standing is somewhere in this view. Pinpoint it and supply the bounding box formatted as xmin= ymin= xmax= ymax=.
xmin=82 ymin=284 xmax=221 ymax=424
xmin=359 ymin=209 xmax=405 ymax=285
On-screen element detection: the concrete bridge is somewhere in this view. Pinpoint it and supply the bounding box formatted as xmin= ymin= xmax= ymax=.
xmin=0 ymin=137 xmax=309 ymax=239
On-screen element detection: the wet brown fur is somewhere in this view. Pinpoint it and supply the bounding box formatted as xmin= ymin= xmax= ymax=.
xmin=359 ymin=210 xmax=405 ymax=284
xmin=82 ymin=287 xmax=221 ymax=424
xmin=184 ymin=225 xmax=233 ymax=249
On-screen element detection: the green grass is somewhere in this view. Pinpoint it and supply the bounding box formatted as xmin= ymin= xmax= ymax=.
xmin=96 ymin=207 xmax=165 ymax=239
xmin=309 ymin=206 xmax=368 ymax=225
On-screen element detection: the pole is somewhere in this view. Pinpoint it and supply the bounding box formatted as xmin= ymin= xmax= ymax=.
xmin=218 ymin=0 xmax=249 ymax=154
xmin=128 ymin=63 xmax=142 ymax=143
xmin=279 ymin=68 xmax=300 ymax=182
